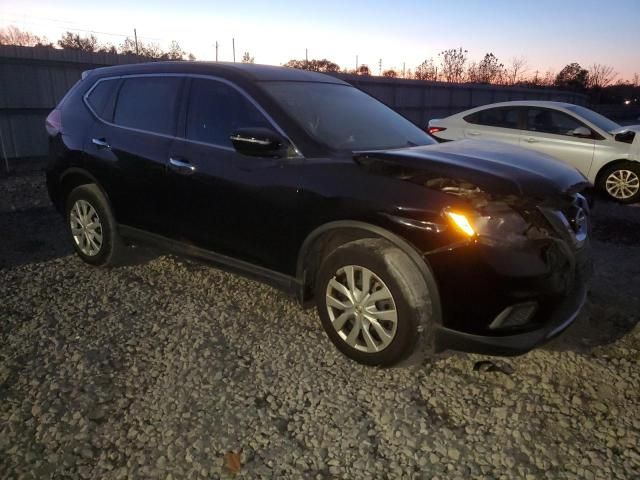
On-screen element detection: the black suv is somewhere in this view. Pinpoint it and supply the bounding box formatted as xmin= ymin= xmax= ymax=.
xmin=46 ymin=62 xmax=592 ymax=366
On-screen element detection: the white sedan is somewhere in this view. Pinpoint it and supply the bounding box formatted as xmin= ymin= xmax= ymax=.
xmin=428 ymin=101 xmax=640 ymax=203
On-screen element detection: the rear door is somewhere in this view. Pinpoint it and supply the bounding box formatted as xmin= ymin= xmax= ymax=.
xmin=462 ymin=106 xmax=525 ymax=146
xmin=85 ymin=75 xmax=184 ymax=236
xmin=522 ymin=107 xmax=595 ymax=175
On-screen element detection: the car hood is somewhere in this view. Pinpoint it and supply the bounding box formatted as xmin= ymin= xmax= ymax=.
xmin=355 ymin=139 xmax=590 ymax=200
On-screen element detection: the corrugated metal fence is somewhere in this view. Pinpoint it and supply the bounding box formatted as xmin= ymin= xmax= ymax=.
xmin=0 ymin=45 xmax=589 ymax=173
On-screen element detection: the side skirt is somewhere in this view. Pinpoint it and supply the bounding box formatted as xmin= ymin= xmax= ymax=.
xmin=119 ymin=225 xmax=305 ymax=301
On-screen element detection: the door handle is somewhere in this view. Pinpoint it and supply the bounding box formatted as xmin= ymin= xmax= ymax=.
xmin=169 ymin=157 xmax=196 ymax=174
xmin=525 ymin=137 xmax=539 ymax=143
xmin=467 ymin=131 xmax=481 ymax=136
xmin=92 ymin=138 xmax=111 ymax=149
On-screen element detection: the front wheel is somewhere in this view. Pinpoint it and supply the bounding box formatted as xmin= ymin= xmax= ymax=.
xmin=315 ymin=238 xmax=435 ymax=366
xmin=599 ymin=162 xmax=640 ymax=204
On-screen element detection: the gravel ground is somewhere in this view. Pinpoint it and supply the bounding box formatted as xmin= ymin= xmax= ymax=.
xmin=1 ymin=172 xmax=639 ymax=480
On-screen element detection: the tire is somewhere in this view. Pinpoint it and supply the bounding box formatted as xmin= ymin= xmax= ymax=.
xmin=315 ymin=238 xmax=434 ymax=366
xmin=598 ymin=162 xmax=640 ymax=204
xmin=65 ymin=184 xmax=127 ymax=267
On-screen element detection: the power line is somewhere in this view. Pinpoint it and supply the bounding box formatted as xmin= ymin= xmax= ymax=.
xmin=0 ymin=13 xmax=163 ymax=42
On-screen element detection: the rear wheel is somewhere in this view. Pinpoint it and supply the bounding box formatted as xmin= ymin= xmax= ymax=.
xmin=315 ymin=238 xmax=434 ymax=366
xmin=65 ymin=184 xmax=127 ymax=267
xmin=599 ymin=162 xmax=640 ymax=203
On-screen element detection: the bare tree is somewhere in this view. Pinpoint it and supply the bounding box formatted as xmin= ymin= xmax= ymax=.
xmin=0 ymin=25 xmax=49 ymax=47
xmin=633 ymin=73 xmax=640 ymax=87
xmin=414 ymin=58 xmax=438 ymax=81
xmin=467 ymin=53 xmax=504 ymax=84
xmin=542 ymin=70 xmax=556 ymax=86
xmin=382 ymin=69 xmax=397 ymax=78
xmin=57 ymin=31 xmax=99 ymax=52
xmin=438 ymin=48 xmax=467 ymax=83
xmin=587 ymin=64 xmax=617 ymax=88
xmin=118 ymin=37 xmax=192 ymax=60
xmin=506 ymin=56 xmax=528 ymax=84
xmin=356 ymin=64 xmax=371 ymax=76
xmin=241 ymin=51 xmax=255 ymax=63
xmin=284 ymin=59 xmax=340 ymax=73
xmin=166 ymin=40 xmax=186 ymax=60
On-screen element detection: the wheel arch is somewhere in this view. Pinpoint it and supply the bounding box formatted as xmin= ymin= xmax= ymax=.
xmin=594 ymin=158 xmax=637 ymax=187
xmin=56 ymin=168 xmax=110 ymax=213
xmin=296 ymin=220 xmax=442 ymax=322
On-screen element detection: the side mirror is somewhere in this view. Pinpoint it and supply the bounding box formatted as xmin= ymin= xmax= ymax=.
xmin=571 ymin=126 xmax=592 ymax=138
xmin=230 ymin=127 xmax=288 ymax=158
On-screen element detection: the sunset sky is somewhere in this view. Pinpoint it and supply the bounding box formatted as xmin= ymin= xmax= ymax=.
xmin=2 ymin=0 xmax=639 ymax=80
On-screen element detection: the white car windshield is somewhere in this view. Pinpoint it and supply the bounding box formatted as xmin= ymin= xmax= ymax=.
xmin=565 ymin=105 xmax=620 ymax=133
xmin=261 ymin=81 xmax=435 ymax=151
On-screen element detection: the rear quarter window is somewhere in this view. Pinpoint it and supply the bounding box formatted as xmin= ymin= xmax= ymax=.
xmin=86 ymin=79 xmax=119 ymax=121
xmin=113 ymin=77 xmax=182 ymax=136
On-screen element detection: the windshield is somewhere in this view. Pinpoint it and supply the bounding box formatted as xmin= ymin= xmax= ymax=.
xmin=261 ymin=81 xmax=435 ymax=151
xmin=565 ymin=105 xmax=620 ymax=133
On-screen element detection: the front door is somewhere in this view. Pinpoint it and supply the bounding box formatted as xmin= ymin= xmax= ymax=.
xmin=167 ymin=77 xmax=302 ymax=273
xmin=521 ymin=107 xmax=595 ymax=175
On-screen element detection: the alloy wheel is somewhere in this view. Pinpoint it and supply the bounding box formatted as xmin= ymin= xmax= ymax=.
xmin=605 ymin=169 xmax=640 ymax=200
xmin=325 ymin=265 xmax=398 ymax=353
xmin=70 ymin=199 xmax=103 ymax=256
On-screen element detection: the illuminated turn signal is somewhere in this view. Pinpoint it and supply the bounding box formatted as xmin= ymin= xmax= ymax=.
xmin=444 ymin=211 xmax=476 ymax=237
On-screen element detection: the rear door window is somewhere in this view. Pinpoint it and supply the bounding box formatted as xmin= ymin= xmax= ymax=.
xmin=113 ymin=76 xmax=182 ymax=135
xmin=464 ymin=107 xmax=523 ymax=129
xmin=185 ymin=78 xmax=270 ymax=147
xmin=526 ymin=108 xmax=584 ymax=136
xmin=86 ymin=79 xmax=119 ymax=121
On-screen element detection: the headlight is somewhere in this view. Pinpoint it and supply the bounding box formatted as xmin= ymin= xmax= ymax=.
xmin=444 ymin=211 xmax=476 ymax=237
xmin=444 ymin=206 xmax=529 ymax=245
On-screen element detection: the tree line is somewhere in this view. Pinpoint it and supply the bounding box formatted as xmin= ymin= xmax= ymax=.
xmin=1 ymin=25 xmax=638 ymax=103
xmin=285 ymin=48 xmax=634 ymax=91
xmin=0 ymin=25 xmax=195 ymax=61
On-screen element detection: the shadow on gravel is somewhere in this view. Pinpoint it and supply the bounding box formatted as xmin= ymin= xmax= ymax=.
xmin=592 ymin=216 xmax=640 ymax=244
xmin=543 ymin=301 xmax=639 ymax=354
xmin=0 ymin=207 xmax=71 ymax=268
xmin=0 ymin=205 xmax=159 ymax=269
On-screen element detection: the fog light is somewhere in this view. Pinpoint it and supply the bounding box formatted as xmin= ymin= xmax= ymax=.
xmin=489 ymin=301 xmax=538 ymax=329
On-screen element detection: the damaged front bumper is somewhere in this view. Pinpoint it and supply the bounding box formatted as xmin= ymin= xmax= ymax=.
xmin=433 ymin=265 xmax=589 ymax=356
xmin=425 ymin=199 xmax=593 ymax=356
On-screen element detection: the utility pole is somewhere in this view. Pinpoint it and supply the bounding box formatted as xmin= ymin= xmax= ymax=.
xmin=134 ymin=28 xmax=139 ymax=55
xmin=215 ymin=41 xmax=218 ymax=61
xmin=403 ymin=62 xmax=406 ymax=78
xmin=379 ymin=58 xmax=382 ymax=75
xmin=355 ymin=55 xmax=358 ymax=71
xmin=232 ymin=38 xmax=235 ymax=63
xmin=305 ymin=48 xmax=308 ymax=63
